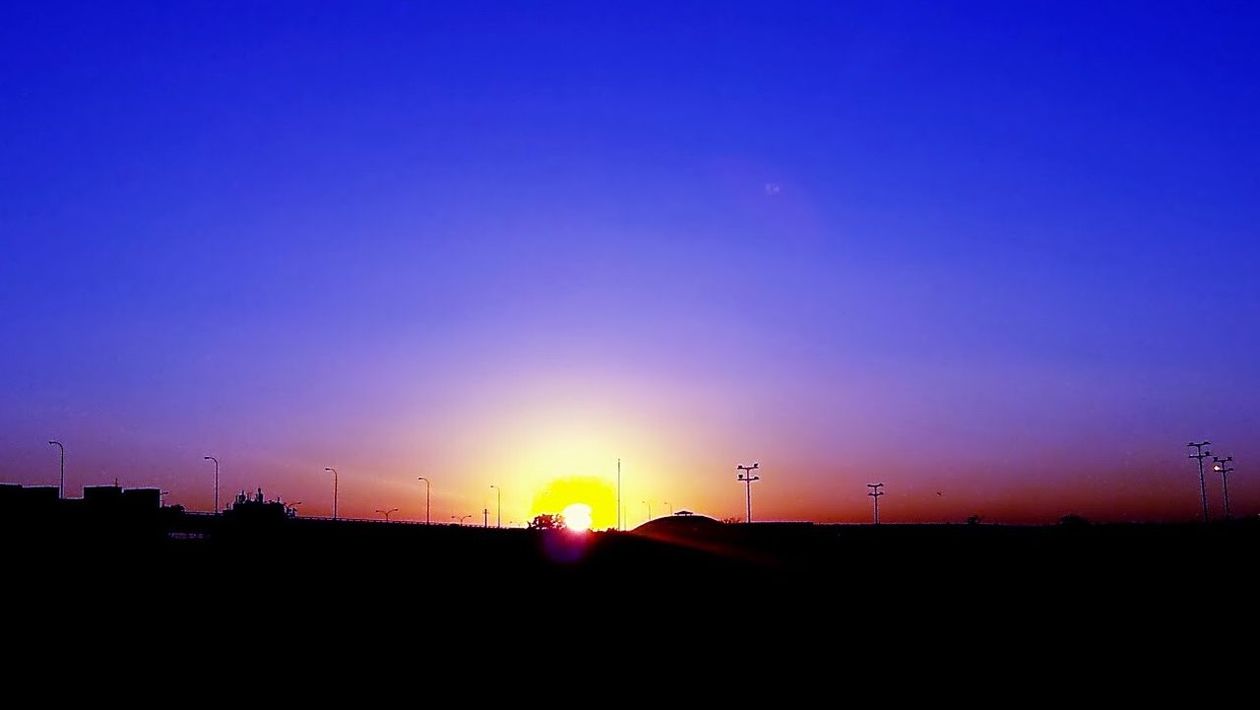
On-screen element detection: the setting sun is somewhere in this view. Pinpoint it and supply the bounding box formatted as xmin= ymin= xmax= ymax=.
xmin=531 ymin=476 xmax=617 ymax=531
xmin=562 ymin=503 xmax=593 ymax=532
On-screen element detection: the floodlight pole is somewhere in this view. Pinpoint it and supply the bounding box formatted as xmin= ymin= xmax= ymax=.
xmin=737 ymin=463 xmax=760 ymax=523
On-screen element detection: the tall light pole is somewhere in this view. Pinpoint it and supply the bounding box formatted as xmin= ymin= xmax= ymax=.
xmin=664 ymin=501 xmax=673 ymax=516
xmin=490 ymin=484 xmax=502 ymax=528
xmin=1213 ymin=456 xmax=1234 ymax=520
xmin=617 ymin=458 xmax=622 ymax=531
xmin=736 ymin=463 xmax=760 ymax=523
xmin=1188 ymin=442 xmax=1211 ymax=523
xmin=325 ymin=467 xmax=339 ymax=520
xmin=643 ymin=500 xmax=652 ymax=522
xmin=867 ymin=483 xmax=885 ymax=524
xmin=203 ymin=456 xmax=220 ymax=513
xmin=453 ymin=514 xmax=471 ymax=525
xmin=376 ymin=508 xmax=399 ymax=522
xmin=417 ymin=476 xmax=430 ymax=524
xmin=48 ymin=440 xmax=64 ymax=499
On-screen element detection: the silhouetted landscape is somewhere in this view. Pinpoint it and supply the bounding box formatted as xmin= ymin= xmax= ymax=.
xmin=7 ymin=482 xmax=1256 ymax=645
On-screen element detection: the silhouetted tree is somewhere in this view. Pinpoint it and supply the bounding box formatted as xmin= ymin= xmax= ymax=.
xmin=529 ymin=513 xmax=564 ymax=530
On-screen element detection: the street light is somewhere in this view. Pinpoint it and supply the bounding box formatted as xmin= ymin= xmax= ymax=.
xmin=1213 ymin=456 xmax=1235 ymax=520
xmin=490 ymin=484 xmax=501 ymax=528
xmin=325 ymin=467 xmax=339 ymax=520
xmin=664 ymin=501 xmax=674 ymax=516
xmin=376 ymin=507 xmax=399 ymax=522
xmin=737 ymin=463 xmax=760 ymax=523
xmin=48 ymin=441 xmax=64 ymax=499
xmin=452 ymin=514 xmax=471 ymax=525
xmin=643 ymin=500 xmax=652 ymax=521
xmin=203 ymin=456 xmax=220 ymax=513
xmin=417 ymin=476 xmax=431 ymax=524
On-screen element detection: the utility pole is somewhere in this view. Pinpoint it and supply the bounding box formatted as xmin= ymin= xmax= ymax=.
xmin=1187 ymin=442 xmax=1212 ymax=523
xmin=867 ymin=483 xmax=885 ymax=524
xmin=48 ymin=441 xmax=64 ymax=499
xmin=617 ymin=458 xmax=622 ymax=531
xmin=490 ymin=484 xmax=501 ymax=528
xmin=483 ymin=507 xmax=489 ymax=528
xmin=417 ymin=476 xmax=430 ymax=524
xmin=1213 ymin=456 xmax=1234 ymax=520
xmin=737 ymin=463 xmax=760 ymax=523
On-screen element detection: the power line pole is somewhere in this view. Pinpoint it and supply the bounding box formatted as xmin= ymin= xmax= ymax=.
xmin=737 ymin=463 xmax=760 ymax=523
xmin=1187 ymin=442 xmax=1212 ymax=523
xmin=1213 ymin=456 xmax=1234 ymax=520
xmin=867 ymin=483 xmax=885 ymax=525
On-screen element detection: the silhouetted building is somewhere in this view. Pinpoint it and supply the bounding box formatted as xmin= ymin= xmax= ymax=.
xmin=84 ymin=485 xmax=124 ymax=506
xmin=223 ymin=488 xmax=291 ymax=524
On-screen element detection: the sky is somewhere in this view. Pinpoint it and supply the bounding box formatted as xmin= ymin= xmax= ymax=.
xmin=2 ymin=1 xmax=1258 ymax=525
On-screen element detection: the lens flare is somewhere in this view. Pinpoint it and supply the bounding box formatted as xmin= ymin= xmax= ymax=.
xmin=562 ymin=503 xmax=592 ymax=532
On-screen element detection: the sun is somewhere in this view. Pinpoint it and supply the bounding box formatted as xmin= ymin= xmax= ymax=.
xmin=531 ymin=476 xmax=616 ymax=530
xmin=562 ymin=503 xmax=593 ymax=532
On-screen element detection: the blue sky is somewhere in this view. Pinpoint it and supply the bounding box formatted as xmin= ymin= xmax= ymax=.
xmin=2 ymin=2 xmax=1257 ymax=522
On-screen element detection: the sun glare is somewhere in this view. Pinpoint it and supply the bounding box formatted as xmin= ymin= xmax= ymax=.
xmin=562 ymin=503 xmax=593 ymax=532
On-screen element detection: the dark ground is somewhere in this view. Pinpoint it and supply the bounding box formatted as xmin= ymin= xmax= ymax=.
xmin=5 ymin=509 xmax=1256 ymax=685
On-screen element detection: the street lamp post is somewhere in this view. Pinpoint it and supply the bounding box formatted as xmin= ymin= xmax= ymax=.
xmin=417 ymin=476 xmax=431 ymax=524
xmin=736 ymin=463 xmax=760 ymax=523
xmin=664 ymin=501 xmax=673 ymax=516
xmin=452 ymin=514 xmax=471 ymax=525
xmin=490 ymin=484 xmax=501 ymax=528
xmin=643 ymin=500 xmax=652 ymax=522
xmin=376 ymin=508 xmax=399 ymax=522
xmin=325 ymin=467 xmax=339 ymax=520
xmin=48 ymin=441 xmax=64 ymax=499
xmin=1213 ymin=456 xmax=1235 ymax=520
xmin=203 ymin=456 xmax=220 ymax=513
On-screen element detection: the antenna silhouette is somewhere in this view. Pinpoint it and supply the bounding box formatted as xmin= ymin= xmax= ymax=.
xmin=867 ymin=483 xmax=885 ymax=525
xmin=376 ymin=507 xmax=398 ymax=522
xmin=1213 ymin=456 xmax=1234 ymax=520
xmin=736 ymin=463 xmax=760 ymax=523
xmin=1187 ymin=442 xmax=1211 ymax=523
